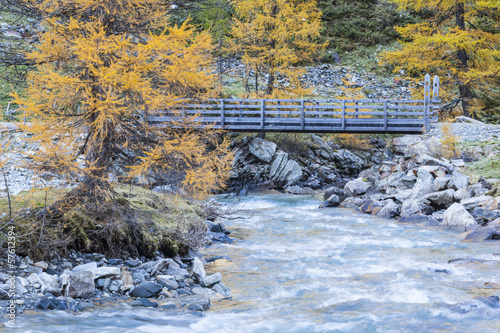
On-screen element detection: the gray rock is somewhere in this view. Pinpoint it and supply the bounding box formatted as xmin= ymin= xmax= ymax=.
xmin=0 ymin=273 xmax=10 ymax=283
xmin=269 ymin=151 xmax=303 ymax=188
xmin=442 ymin=203 xmax=478 ymax=231
xmin=434 ymin=177 xmax=450 ymax=191
xmin=38 ymin=273 xmax=61 ymax=296
xmin=473 ymin=207 xmax=500 ymax=221
xmin=331 ymin=149 xmax=366 ymax=174
xmin=212 ymin=282 xmax=232 ymax=297
xmin=460 ymin=195 xmax=493 ymax=210
xmin=125 ymin=260 xmax=141 ymax=267
xmin=248 ymin=137 xmax=276 ymax=163
xmin=61 ymin=271 xmax=95 ymax=298
xmin=285 ymin=185 xmax=310 ymax=195
xmin=27 ymin=273 xmax=43 ymax=287
xmin=377 ymin=172 xmax=408 ymax=192
xmin=73 ymin=262 xmax=120 ymax=280
xmin=0 ymin=288 xmax=9 ymax=300
xmin=454 ymin=187 xmax=474 ymax=201
xmin=489 ymin=218 xmax=500 ymax=231
xmin=203 ymin=273 xmax=222 ymax=287
xmin=192 ymin=257 xmax=206 ymax=282
xmin=340 ymin=197 xmax=364 ymax=209
xmin=15 ymin=277 xmax=29 ymax=295
xmin=322 ymin=194 xmax=340 ymax=208
xmin=131 ymin=282 xmax=162 ymax=298
xmin=150 ymin=259 xmax=169 ymax=276
xmin=411 ymin=168 xmax=435 ymax=198
xmin=191 ymin=286 xmax=217 ymax=298
xmin=401 ymin=175 xmax=417 ymax=188
xmin=423 ymin=189 xmax=456 ymax=208
xmin=375 ymin=200 xmax=400 ymax=218
xmin=448 ymin=172 xmax=469 ymax=191
xmin=392 ymin=135 xmax=422 ymax=154
xmin=73 ymin=262 xmax=97 ymax=272
xmin=323 ymin=186 xmax=348 ymax=202
xmin=344 ymin=178 xmax=372 ymax=196
xmin=108 ymin=280 xmax=123 ymax=293
xmin=463 ymin=227 xmax=500 ymax=242
xmin=156 ymin=275 xmax=179 ymax=290
xmin=186 ymin=297 xmax=210 ymax=311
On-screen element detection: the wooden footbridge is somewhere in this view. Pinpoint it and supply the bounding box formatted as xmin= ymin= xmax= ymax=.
xmin=149 ymin=74 xmax=440 ymax=134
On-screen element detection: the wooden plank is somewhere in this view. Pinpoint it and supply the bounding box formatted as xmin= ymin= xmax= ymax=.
xmin=355 ymin=101 xmax=359 ymax=119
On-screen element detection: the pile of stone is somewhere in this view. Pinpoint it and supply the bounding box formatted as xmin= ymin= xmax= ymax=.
xmin=321 ymin=135 xmax=500 ymax=242
xmin=0 ymin=249 xmax=232 ymax=315
xmin=228 ymin=135 xmax=383 ymax=195
xmin=222 ymin=59 xmax=413 ymax=100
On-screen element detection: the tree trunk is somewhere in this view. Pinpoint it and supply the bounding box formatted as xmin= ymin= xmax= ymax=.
xmin=456 ymin=2 xmax=472 ymax=118
xmin=266 ymin=3 xmax=278 ymax=96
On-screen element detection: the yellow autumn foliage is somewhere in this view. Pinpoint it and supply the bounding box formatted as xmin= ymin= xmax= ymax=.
xmin=229 ymin=0 xmax=327 ymax=98
xmin=12 ymin=0 xmax=233 ymax=203
xmin=381 ymin=0 xmax=500 ymax=118
xmin=440 ymin=122 xmax=460 ymax=159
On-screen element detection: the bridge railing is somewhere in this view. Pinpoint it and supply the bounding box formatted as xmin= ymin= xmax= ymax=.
xmin=147 ymin=74 xmax=440 ymax=134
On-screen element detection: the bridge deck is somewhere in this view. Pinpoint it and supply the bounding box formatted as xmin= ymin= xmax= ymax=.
xmin=148 ymin=98 xmax=440 ymax=134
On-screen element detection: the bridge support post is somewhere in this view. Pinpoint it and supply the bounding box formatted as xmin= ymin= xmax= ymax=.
xmin=259 ymin=99 xmax=266 ymax=139
xmin=220 ymin=99 xmax=225 ymax=128
xmin=432 ymin=75 xmax=440 ymax=122
xmin=424 ymin=74 xmax=431 ymax=133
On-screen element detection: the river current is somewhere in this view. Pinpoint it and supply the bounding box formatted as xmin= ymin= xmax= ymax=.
xmin=4 ymin=193 xmax=500 ymax=332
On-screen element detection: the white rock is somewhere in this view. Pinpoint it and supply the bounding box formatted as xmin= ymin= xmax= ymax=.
xmin=442 ymin=203 xmax=478 ymax=231
xmin=192 ymin=257 xmax=206 ymax=281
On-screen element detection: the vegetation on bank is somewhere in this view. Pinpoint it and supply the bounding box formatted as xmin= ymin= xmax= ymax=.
xmin=0 ymin=185 xmax=210 ymax=260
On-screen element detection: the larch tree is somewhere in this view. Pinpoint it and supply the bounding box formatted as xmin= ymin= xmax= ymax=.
xmin=229 ymin=0 xmax=326 ymax=98
xmin=381 ymin=0 xmax=500 ymax=118
xmin=12 ymin=0 xmax=233 ymax=218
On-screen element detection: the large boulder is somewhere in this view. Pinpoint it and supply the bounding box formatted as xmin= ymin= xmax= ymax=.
xmin=423 ymin=189 xmax=456 ymax=209
xmin=61 ymin=271 xmax=95 ymax=299
xmin=442 ymin=203 xmax=478 ymax=231
xmin=447 ymin=172 xmax=469 ymax=191
xmin=247 ymin=137 xmax=276 ymax=163
xmin=269 ymin=151 xmax=303 ymax=188
xmin=344 ymin=178 xmax=372 ymax=196
xmin=411 ymin=168 xmax=435 ymax=198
